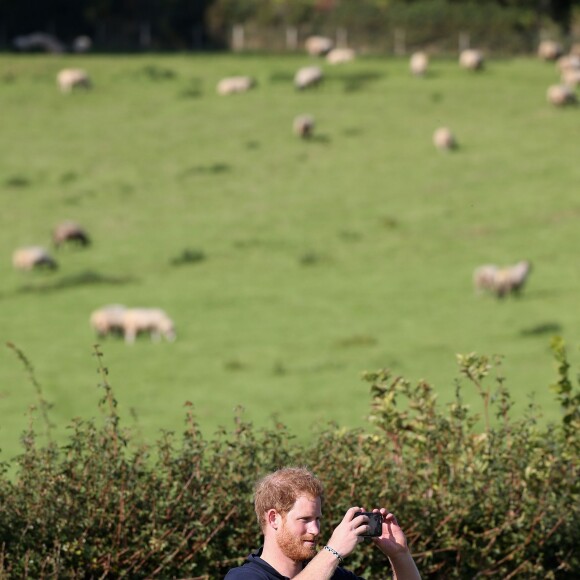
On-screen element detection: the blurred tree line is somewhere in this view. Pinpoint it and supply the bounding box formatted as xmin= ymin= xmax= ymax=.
xmin=0 ymin=0 xmax=577 ymax=50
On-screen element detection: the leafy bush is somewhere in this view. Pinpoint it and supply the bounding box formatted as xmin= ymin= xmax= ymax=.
xmin=0 ymin=341 xmax=578 ymax=578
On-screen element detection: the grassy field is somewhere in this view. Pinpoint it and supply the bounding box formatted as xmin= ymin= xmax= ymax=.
xmin=1 ymin=52 xmax=580 ymax=461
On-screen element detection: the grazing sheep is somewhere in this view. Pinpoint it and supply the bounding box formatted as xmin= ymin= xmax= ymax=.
xmin=473 ymin=264 xmax=499 ymax=294
xmin=57 ymin=68 xmax=91 ymax=93
xmin=53 ymin=221 xmax=90 ymax=248
xmin=410 ymin=51 xmax=429 ymax=76
xmin=293 ymin=114 xmax=315 ymax=138
xmin=216 ymin=76 xmax=255 ymax=96
xmin=12 ymin=246 xmax=58 ymax=271
xmin=305 ymin=35 xmax=333 ymax=56
xmin=459 ymin=49 xmax=484 ymax=71
xmin=326 ymin=48 xmax=355 ymax=65
xmin=90 ymin=304 xmax=126 ymax=338
xmin=538 ymin=40 xmax=563 ymax=61
xmin=561 ymin=68 xmax=580 ymax=88
xmin=433 ymin=127 xmax=457 ymax=151
xmin=556 ymin=54 xmax=580 ymax=73
xmin=294 ymin=66 xmax=323 ymax=90
xmin=493 ymin=261 xmax=532 ymax=298
xmin=122 ymin=308 xmax=176 ymax=344
xmin=547 ymin=84 xmax=576 ymax=106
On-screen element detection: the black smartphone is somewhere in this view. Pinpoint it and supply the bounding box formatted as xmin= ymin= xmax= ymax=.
xmin=354 ymin=511 xmax=383 ymax=537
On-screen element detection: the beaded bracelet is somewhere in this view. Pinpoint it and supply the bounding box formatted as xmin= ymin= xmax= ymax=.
xmin=323 ymin=545 xmax=343 ymax=564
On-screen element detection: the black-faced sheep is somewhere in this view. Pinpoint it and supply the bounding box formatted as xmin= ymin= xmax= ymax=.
xmin=122 ymin=308 xmax=176 ymax=344
xmin=216 ymin=76 xmax=255 ymax=95
xmin=90 ymin=304 xmax=127 ymax=338
xmin=547 ymin=84 xmax=577 ymax=106
xmin=538 ymin=40 xmax=564 ymax=61
xmin=293 ymin=114 xmax=315 ymax=138
xmin=57 ymin=68 xmax=91 ymax=93
xmin=294 ymin=66 xmax=323 ymax=90
xmin=12 ymin=246 xmax=58 ymax=271
xmin=53 ymin=221 xmax=90 ymax=248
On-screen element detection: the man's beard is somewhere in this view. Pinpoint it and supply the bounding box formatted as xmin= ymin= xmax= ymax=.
xmin=276 ymin=522 xmax=318 ymax=562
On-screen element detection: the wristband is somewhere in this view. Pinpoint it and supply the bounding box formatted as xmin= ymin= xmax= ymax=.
xmin=323 ymin=545 xmax=343 ymax=564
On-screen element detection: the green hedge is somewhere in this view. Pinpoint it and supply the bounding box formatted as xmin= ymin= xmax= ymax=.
xmin=0 ymin=341 xmax=578 ymax=578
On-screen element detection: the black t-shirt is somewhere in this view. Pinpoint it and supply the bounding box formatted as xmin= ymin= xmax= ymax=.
xmin=224 ymin=547 xmax=365 ymax=579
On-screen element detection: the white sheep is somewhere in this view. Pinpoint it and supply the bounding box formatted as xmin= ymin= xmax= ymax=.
xmin=538 ymin=40 xmax=563 ymax=61
xmin=433 ymin=127 xmax=457 ymax=151
xmin=90 ymin=305 xmax=126 ymax=338
xmin=473 ymin=264 xmax=499 ymax=294
xmin=216 ymin=76 xmax=255 ymax=96
xmin=72 ymin=35 xmax=92 ymax=53
xmin=410 ymin=51 xmax=429 ymax=76
xmin=547 ymin=84 xmax=576 ymax=106
xmin=459 ymin=49 xmax=484 ymax=71
xmin=305 ymin=35 xmax=333 ymax=56
xmin=57 ymin=68 xmax=91 ymax=93
xmin=294 ymin=66 xmax=323 ymax=90
xmin=492 ymin=261 xmax=532 ymax=298
xmin=326 ymin=48 xmax=355 ymax=65
xmin=53 ymin=221 xmax=90 ymax=248
xmin=12 ymin=246 xmax=58 ymax=271
xmin=122 ymin=308 xmax=176 ymax=344
xmin=293 ymin=114 xmax=315 ymax=138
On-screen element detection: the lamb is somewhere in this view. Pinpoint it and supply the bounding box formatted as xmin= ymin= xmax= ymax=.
xmin=459 ymin=49 xmax=484 ymax=71
xmin=293 ymin=114 xmax=315 ymax=138
xmin=538 ymin=40 xmax=563 ymax=61
xmin=57 ymin=68 xmax=91 ymax=93
xmin=326 ymin=48 xmax=355 ymax=65
xmin=216 ymin=76 xmax=255 ymax=96
xmin=52 ymin=221 xmax=90 ymax=248
xmin=547 ymin=84 xmax=576 ymax=106
xmin=433 ymin=127 xmax=457 ymax=151
xmin=90 ymin=304 xmax=126 ymax=338
xmin=12 ymin=246 xmax=58 ymax=271
xmin=305 ymin=35 xmax=333 ymax=56
xmin=122 ymin=308 xmax=176 ymax=344
xmin=410 ymin=51 xmax=429 ymax=76
xmin=294 ymin=66 xmax=323 ymax=90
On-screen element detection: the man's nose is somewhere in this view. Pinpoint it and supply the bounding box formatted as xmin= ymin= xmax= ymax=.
xmin=307 ymin=521 xmax=320 ymax=535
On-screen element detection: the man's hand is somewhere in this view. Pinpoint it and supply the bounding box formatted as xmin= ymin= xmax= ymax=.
xmin=325 ymin=506 xmax=369 ymax=558
xmin=371 ymin=509 xmax=410 ymax=557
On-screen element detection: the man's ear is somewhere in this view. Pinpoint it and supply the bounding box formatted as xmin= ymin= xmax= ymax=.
xmin=266 ymin=509 xmax=282 ymax=530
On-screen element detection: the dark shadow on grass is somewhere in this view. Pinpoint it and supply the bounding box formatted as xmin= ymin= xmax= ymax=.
xmin=180 ymin=163 xmax=232 ymax=178
xmin=520 ymin=322 xmax=562 ymax=337
xmin=269 ymin=71 xmax=294 ymax=84
xmin=330 ymin=71 xmax=384 ymax=93
xmin=305 ymin=134 xmax=331 ymax=145
xmin=16 ymin=271 xmax=137 ymax=295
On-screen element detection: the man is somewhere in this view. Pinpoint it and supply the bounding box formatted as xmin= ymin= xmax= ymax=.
xmin=225 ymin=466 xmax=421 ymax=579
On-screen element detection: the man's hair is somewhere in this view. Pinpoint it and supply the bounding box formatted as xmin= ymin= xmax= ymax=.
xmin=254 ymin=467 xmax=324 ymax=531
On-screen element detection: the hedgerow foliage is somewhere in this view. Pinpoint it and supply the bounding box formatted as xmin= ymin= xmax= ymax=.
xmin=0 ymin=340 xmax=578 ymax=579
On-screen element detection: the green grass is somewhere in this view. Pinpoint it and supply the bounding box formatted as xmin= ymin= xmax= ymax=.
xmin=1 ymin=52 xmax=579 ymax=460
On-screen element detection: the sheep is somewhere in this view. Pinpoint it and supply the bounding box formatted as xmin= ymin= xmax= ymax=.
xmin=52 ymin=221 xmax=90 ymax=248
xmin=409 ymin=51 xmax=429 ymax=76
xmin=57 ymin=68 xmax=91 ymax=93
xmin=13 ymin=32 xmax=64 ymax=53
xmin=72 ymin=35 xmax=92 ymax=53
xmin=293 ymin=114 xmax=315 ymax=138
xmin=561 ymin=68 xmax=580 ymax=88
xmin=459 ymin=49 xmax=484 ymax=71
xmin=122 ymin=308 xmax=176 ymax=344
xmin=547 ymin=84 xmax=576 ymax=106
xmin=433 ymin=127 xmax=457 ymax=151
xmin=216 ymin=76 xmax=255 ymax=96
xmin=473 ymin=264 xmax=499 ymax=294
xmin=473 ymin=261 xmax=532 ymax=298
xmin=326 ymin=48 xmax=355 ymax=65
xmin=294 ymin=66 xmax=323 ymax=90
xmin=556 ymin=54 xmax=580 ymax=73
xmin=12 ymin=246 xmax=58 ymax=271
xmin=305 ymin=35 xmax=333 ymax=56
xmin=492 ymin=261 xmax=532 ymax=298
xmin=90 ymin=304 xmax=126 ymax=338
xmin=538 ymin=40 xmax=563 ymax=61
